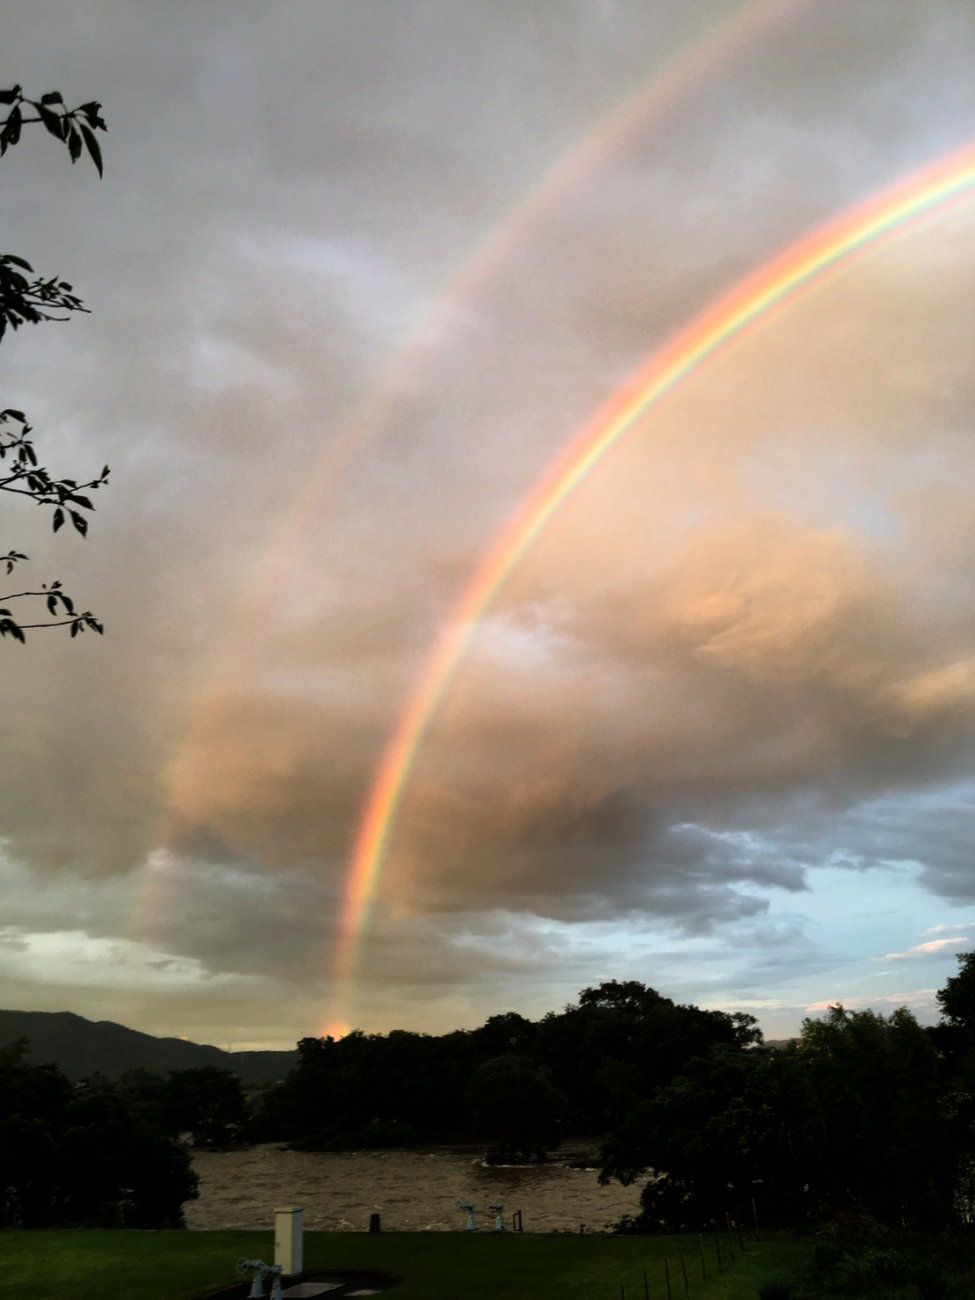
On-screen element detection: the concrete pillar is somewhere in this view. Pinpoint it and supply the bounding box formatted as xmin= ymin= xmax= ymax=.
xmin=274 ymin=1205 xmax=304 ymax=1276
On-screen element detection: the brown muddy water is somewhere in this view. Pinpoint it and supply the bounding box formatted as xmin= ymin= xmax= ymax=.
xmin=186 ymin=1144 xmax=641 ymax=1234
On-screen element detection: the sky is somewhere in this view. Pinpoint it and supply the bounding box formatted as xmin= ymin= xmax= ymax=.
xmin=2 ymin=0 xmax=975 ymax=1050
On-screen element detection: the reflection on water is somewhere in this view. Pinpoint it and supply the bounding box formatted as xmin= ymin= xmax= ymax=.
xmin=187 ymin=1144 xmax=640 ymax=1233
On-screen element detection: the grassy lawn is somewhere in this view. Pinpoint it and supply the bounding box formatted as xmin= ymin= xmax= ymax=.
xmin=0 ymin=1229 xmax=809 ymax=1299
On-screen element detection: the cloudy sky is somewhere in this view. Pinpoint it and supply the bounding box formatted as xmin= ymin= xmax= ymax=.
xmin=2 ymin=0 xmax=975 ymax=1049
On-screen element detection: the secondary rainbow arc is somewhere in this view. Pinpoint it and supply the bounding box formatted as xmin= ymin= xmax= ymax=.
xmin=136 ymin=0 xmax=802 ymax=972
xmin=329 ymin=140 xmax=975 ymax=1025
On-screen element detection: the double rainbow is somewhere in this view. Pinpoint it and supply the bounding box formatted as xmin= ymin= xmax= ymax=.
xmin=329 ymin=140 xmax=975 ymax=1024
xmin=145 ymin=0 xmax=803 ymax=971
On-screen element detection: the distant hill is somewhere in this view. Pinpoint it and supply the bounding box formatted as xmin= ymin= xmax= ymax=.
xmin=0 ymin=1009 xmax=298 ymax=1085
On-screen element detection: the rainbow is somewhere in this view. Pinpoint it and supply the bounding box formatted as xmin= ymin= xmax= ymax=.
xmin=329 ymin=140 xmax=975 ymax=1024
xmin=196 ymin=0 xmax=800 ymax=648
xmin=140 ymin=1 xmax=803 ymax=974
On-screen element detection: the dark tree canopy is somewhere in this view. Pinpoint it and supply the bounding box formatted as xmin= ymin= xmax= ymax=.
xmin=466 ymin=1054 xmax=566 ymax=1162
xmin=936 ymin=949 xmax=975 ymax=1029
xmin=10 ymin=966 xmax=975 ymax=1236
xmin=250 ymin=981 xmax=763 ymax=1159
xmin=600 ymin=1001 xmax=964 ymax=1233
xmin=0 ymin=1040 xmax=197 ymax=1228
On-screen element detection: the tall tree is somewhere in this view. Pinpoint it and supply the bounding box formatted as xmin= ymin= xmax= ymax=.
xmin=936 ymin=950 xmax=975 ymax=1030
xmin=466 ymin=1054 xmax=566 ymax=1162
xmin=0 ymin=85 xmax=108 ymax=641
xmin=600 ymin=1004 xmax=958 ymax=1231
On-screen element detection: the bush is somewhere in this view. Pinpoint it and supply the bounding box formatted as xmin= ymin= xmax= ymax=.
xmin=833 ymin=1245 xmax=909 ymax=1292
xmin=757 ymin=1284 xmax=793 ymax=1300
xmin=913 ymin=1267 xmax=950 ymax=1300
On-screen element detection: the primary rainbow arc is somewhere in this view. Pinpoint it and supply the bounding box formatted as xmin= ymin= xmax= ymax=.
xmin=134 ymin=2 xmax=804 ymax=1017
xmin=330 ymin=141 xmax=975 ymax=1025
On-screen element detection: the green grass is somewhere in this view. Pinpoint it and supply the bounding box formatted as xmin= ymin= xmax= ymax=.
xmin=0 ymin=1229 xmax=810 ymax=1299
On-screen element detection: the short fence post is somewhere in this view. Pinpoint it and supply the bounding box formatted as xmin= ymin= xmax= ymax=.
xmin=274 ymin=1205 xmax=303 ymax=1277
xmin=698 ymin=1232 xmax=707 ymax=1282
xmin=369 ymin=1212 xmax=382 ymax=1233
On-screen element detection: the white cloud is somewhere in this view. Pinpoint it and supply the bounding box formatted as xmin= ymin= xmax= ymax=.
xmin=805 ymin=990 xmax=938 ymax=1014
xmin=878 ymin=937 xmax=969 ymax=962
xmin=0 ymin=927 xmax=263 ymax=994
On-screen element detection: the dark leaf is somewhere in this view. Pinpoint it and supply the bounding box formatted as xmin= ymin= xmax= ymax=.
xmin=36 ymin=104 xmax=65 ymax=142
xmin=0 ymin=617 xmax=25 ymax=643
xmin=3 ymin=256 xmax=32 ymax=272
xmin=40 ymin=91 xmax=64 ymax=105
xmin=70 ymin=621 xmax=79 ymax=637
xmin=66 ymin=125 xmax=81 ymax=162
xmin=52 ymin=507 xmax=64 ymax=532
xmin=0 ymin=87 xmax=21 ymax=105
xmin=70 ymin=511 xmax=88 ymax=536
xmin=4 ymin=104 xmax=22 ymax=146
xmin=79 ymin=124 xmax=102 ymax=177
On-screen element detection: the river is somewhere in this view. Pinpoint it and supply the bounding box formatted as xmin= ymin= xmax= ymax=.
xmin=186 ymin=1143 xmax=641 ymax=1234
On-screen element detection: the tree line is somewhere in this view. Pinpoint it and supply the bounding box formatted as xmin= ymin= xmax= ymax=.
xmin=8 ymin=961 xmax=975 ymax=1233
xmin=255 ymin=966 xmax=975 ymax=1234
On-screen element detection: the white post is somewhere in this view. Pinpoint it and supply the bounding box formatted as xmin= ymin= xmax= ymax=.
xmin=274 ymin=1205 xmax=304 ymax=1276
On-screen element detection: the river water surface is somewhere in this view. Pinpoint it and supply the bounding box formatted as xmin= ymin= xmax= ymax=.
xmin=186 ymin=1144 xmax=641 ymax=1234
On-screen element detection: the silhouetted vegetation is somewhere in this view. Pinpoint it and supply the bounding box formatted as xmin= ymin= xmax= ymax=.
xmin=601 ymin=1004 xmax=958 ymax=1233
xmin=118 ymin=1063 xmax=249 ymax=1149
xmin=250 ymin=980 xmax=758 ymax=1159
xmin=0 ymin=1039 xmax=197 ymax=1227
xmin=248 ymin=961 xmax=975 ymax=1247
xmin=10 ymin=959 xmax=975 ymax=1244
xmin=0 ymin=84 xmax=109 ymax=641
